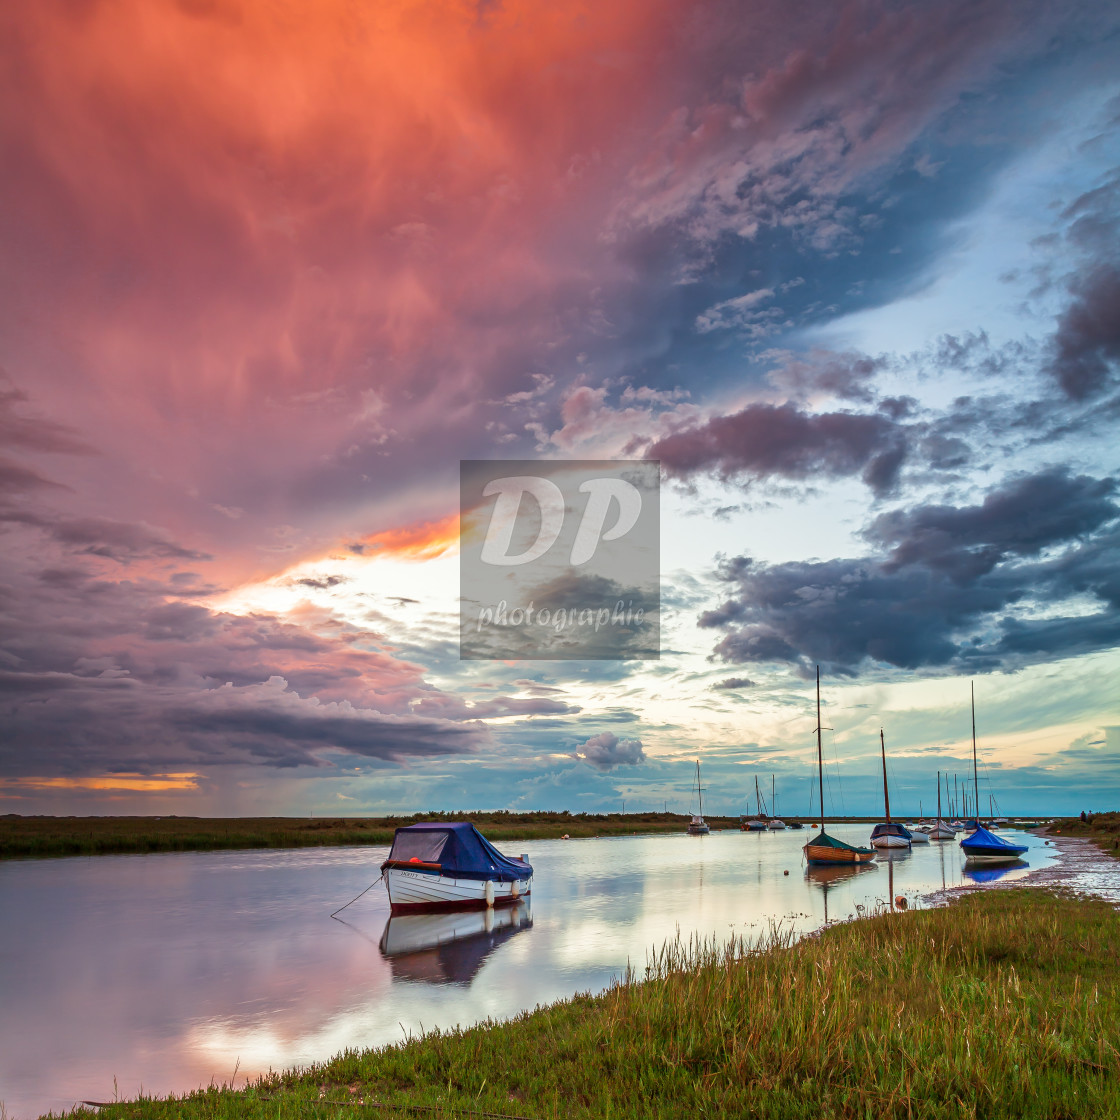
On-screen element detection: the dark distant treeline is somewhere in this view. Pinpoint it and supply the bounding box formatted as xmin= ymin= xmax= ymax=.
xmin=1 ymin=810 xmax=793 ymax=859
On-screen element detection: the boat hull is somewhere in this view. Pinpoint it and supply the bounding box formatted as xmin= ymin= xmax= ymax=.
xmin=384 ymin=867 xmax=531 ymax=914
xmin=687 ymin=824 xmax=710 ymax=835
xmin=962 ymin=851 xmax=1027 ymax=865
xmin=870 ymin=834 xmax=911 ymax=849
xmin=804 ymin=843 xmax=875 ymax=865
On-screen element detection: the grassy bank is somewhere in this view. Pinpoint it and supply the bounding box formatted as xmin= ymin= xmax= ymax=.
xmin=0 ymin=811 xmax=759 ymax=859
xmin=1049 ymin=811 xmax=1120 ymax=858
xmin=49 ymin=889 xmax=1120 ymax=1119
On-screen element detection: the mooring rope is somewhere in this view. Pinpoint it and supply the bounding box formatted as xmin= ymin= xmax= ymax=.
xmin=330 ymin=871 xmax=383 ymax=918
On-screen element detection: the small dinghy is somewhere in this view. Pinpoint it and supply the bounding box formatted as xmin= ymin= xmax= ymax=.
xmin=381 ymin=822 xmax=532 ymax=913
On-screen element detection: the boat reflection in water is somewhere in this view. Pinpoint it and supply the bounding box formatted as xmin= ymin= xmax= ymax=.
xmin=805 ymin=861 xmax=877 ymax=923
xmin=379 ymin=899 xmax=533 ymax=986
xmin=963 ymin=861 xmax=1028 ymax=885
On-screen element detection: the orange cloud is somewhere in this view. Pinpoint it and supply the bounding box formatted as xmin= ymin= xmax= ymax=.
xmin=2 ymin=773 xmax=202 ymax=792
xmin=356 ymin=513 xmax=460 ymax=561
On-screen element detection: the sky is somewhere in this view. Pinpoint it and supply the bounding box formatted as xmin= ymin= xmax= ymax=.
xmin=1 ymin=0 xmax=1118 ymax=818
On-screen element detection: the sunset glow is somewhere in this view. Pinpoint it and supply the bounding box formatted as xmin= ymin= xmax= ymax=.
xmin=2 ymin=0 xmax=1118 ymax=816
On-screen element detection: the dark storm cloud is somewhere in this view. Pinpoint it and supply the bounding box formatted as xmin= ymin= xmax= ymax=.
xmin=1049 ymin=263 xmax=1120 ymax=400
xmin=0 ymin=441 xmax=496 ymax=781
xmin=699 ymin=469 xmax=1120 ymax=674
xmin=1044 ymin=167 xmax=1120 ymax=400
xmin=648 ymin=403 xmax=909 ymax=495
xmin=49 ymin=517 xmax=213 ymax=563
xmin=867 ymin=470 xmax=1118 ymax=581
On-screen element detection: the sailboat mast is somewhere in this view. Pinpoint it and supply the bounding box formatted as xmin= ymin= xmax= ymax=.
xmin=881 ymin=729 xmax=891 ymax=822
xmin=937 ymin=770 xmax=942 ymax=820
xmin=971 ymin=681 xmax=979 ymax=821
xmin=772 ymin=774 xmax=775 ymax=819
xmin=696 ymin=759 xmax=703 ymax=819
xmin=816 ymin=666 xmax=825 ymax=830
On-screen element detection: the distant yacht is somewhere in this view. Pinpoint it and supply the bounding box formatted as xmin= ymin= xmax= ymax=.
xmin=870 ymin=729 xmax=912 ymax=850
xmin=687 ymin=759 xmax=710 ymax=835
xmin=929 ymin=771 xmax=956 ymax=840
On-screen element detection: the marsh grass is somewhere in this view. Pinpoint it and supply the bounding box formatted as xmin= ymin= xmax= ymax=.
xmin=0 ymin=811 xmax=752 ymax=859
xmin=1050 ymin=812 xmax=1120 ymax=859
xmin=47 ymin=888 xmax=1120 ymax=1119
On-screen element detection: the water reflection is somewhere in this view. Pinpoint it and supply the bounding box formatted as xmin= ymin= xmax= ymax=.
xmin=378 ymin=901 xmax=533 ymax=986
xmin=0 ymin=826 xmax=1055 ymax=1120
xmin=804 ymin=861 xmax=877 ymax=923
xmin=963 ymin=861 xmax=1029 ymax=884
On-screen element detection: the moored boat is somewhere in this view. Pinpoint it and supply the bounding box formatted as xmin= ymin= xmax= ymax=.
xmin=958 ymin=682 xmax=1027 ymax=865
xmin=929 ymin=771 xmax=956 ymax=840
xmin=803 ymin=667 xmax=875 ymax=867
xmin=687 ymin=759 xmax=710 ymax=834
xmin=870 ymin=730 xmax=911 ymax=850
xmin=960 ymin=824 xmax=1028 ymax=864
xmin=767 ymin=776 xmax=786 ymax=828
xmin=381 ymin=822 xmax=533 ymax=914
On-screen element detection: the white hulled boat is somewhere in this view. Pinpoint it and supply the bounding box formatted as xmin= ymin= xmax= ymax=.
xmin=870 ymin=729 xmax=912 ymax=850
xmin=381 ymin=822 xmax=532 ymax=913
xmin=687 ymin=759 xmax=710 ymax=834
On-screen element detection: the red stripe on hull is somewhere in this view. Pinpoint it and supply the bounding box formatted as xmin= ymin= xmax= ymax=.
xmin=389 ymin=892 xmax=531 ymax=916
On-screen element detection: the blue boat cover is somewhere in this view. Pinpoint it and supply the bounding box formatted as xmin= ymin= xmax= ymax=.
xmin=870 ymin=822 xmax=912 ymax=840
xmin=382 ymin=822 xmax=533 ymax=883
xmin=960 ymin=825 xmax=1028 ymax=857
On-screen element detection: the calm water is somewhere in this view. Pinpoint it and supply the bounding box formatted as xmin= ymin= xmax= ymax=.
xmin=0 ymin=826 xmax=1053 ymax=1118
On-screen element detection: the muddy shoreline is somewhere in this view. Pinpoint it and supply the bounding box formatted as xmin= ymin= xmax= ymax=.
xmin=922 ymin=827 xmax=1120 ymax=909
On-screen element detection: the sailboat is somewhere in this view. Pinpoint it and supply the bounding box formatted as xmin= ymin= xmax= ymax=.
xmin=929 ymin=771 xmax=956 ymax=840
xmin=803 ymin=667 xmax=876 ymax=866
xmin=959 ymin=683 xmax=1027 ymax=865
xmin=741 ymin=776 xmax=768 ymax=830
xmin=870 ymin=730 xmax=912 ymax=849
xmin=768 ymin=774 xmax=787 ymax=829
xmin=687 ymin=759 xmax=710 ymax=835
